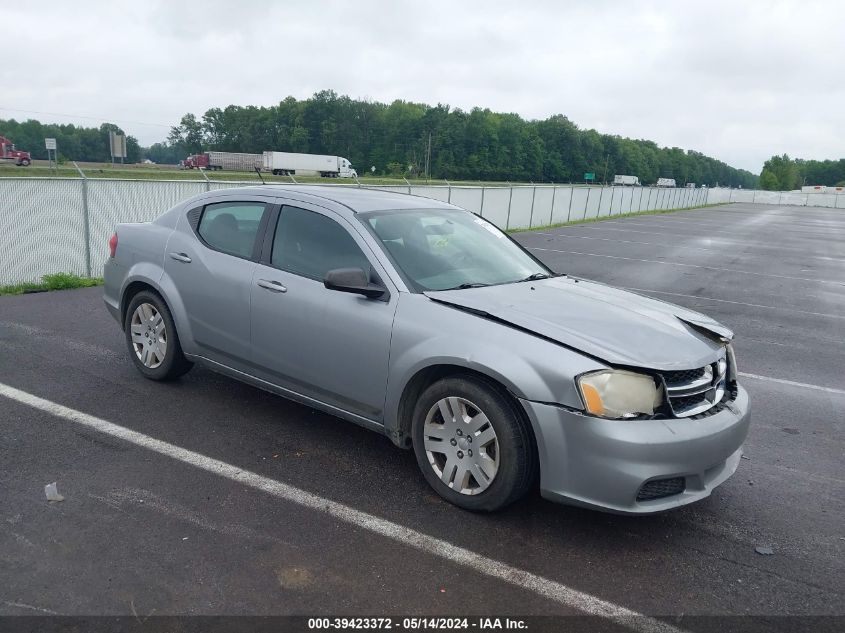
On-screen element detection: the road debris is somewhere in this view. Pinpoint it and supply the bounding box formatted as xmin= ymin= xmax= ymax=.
xmin=44 ymin=482 xmax=64 ymax=502
xmin=755 ymin=546 xmax=774 ymax=555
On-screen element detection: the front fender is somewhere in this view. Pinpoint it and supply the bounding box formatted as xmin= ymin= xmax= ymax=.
xmin=382 ymin=294 xmax=605 ymax=440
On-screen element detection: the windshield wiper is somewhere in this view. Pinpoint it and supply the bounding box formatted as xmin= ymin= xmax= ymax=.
xmin=520 ymin=272 xmax=553 ymax=282
xmin=441 ymin=282 xmax=490 ymax=290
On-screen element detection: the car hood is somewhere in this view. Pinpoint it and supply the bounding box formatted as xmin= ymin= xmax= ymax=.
xmin=424 ymin=277 xmax=733 ymax=370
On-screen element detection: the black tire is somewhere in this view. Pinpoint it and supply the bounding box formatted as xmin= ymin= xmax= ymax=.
xmin=124 ymin=290 xmax=193 ymax=381
xmin=411 ymin=375 xmax=537 ymax=512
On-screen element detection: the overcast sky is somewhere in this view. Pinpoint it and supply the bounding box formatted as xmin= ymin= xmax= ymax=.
xmin=4 ymin=0 xmax=843 ymax=172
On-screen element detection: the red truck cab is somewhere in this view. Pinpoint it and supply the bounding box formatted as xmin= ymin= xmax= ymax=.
xmin=0 ymin=136 xmax=31 ymax=166
xmin=180 ymin=153 xmax=210 ymax=169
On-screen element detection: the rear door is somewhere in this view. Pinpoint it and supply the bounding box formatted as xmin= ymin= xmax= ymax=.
xmin=249 ymin=202 xmax=398 ymax=421
xmin=164 ymin=197 xmax=272 ymax=368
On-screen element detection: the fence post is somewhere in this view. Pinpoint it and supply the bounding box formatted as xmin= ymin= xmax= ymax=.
xmin=549 ymin=185 xmax=557 ymax=225
xmin=445 ymin=179 xmax=451 ymax=203
xmin=528 ymin=186 xmax=537 ymax=227
xmin=505 ymin=186 xmax=514 ymax=229
xmin=566 ymin=186 xmax=574 ymax=223
xmin=72 ymin=162 xmax=93 ymax=278
xmin=199 ymin=167 xmax=211 ymax=191
xmin=403 ymin=177 xmax=412 ymax=195
xmin=584 ymin=187 xmax=592 ymax=220
xmin=480 ymin=186 xmax=486 ymax=216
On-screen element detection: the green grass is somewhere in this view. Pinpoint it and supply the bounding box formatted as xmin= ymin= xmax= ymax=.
xmin=0 ymin=273 xmax=103 ymax=296
xmin=507 ymin=202 xmax=727 ymax=233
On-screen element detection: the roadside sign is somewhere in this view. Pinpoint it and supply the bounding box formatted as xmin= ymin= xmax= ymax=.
xmin=370 ymin=166 xmax=376 ymax=173
xmin=109 ymin=131 xmax=127 ymax=162
xmin=584 ymin=172 xmax=595 ymax=181
xmin=45 ymin=138 xmax=58 ymax=173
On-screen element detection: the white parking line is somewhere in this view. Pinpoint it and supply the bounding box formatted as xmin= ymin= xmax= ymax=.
xmin=558 ymin=225 xmax=845 ymax=258
xmin=621 ymin=287 xmax=845 ymax=321
xmin=528 ymin=233 xmax=845 ymax=264
xmin=529 ymin=247 xmax=845 ymax=286
xmin=0 ymin=382 xmax=686 ymax=633
xmin=737 ymin=372 xmax=845 ymax=396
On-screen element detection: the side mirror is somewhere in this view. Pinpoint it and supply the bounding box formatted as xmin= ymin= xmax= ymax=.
xmin=324 ymin=268 xmax=386 ymax=299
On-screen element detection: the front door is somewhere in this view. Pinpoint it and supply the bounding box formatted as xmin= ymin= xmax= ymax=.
xmin=249 ymin=203 xmax=397 ymax=421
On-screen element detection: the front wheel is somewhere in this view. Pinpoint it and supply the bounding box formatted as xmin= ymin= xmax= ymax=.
xmin=124 ymin=290 xmax=192 ymax=381
xmin=19 ymin=159 xmax=31 ymax=166
xmin=412 ymin=375 xmax=537 ymax=512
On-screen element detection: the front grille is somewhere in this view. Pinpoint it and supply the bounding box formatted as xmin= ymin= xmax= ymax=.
xmin=662 ymin=367 xmax=707 ymax=386
xmin=637 ymin=477 xmax=686 ymax=501
xmin=658 ymin=354 xmax=728 ymax=418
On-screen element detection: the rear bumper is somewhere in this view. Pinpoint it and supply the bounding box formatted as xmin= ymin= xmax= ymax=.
xmin=103 ymin=259 xmax=123 ymax=326
xmin=519 ymin=385 xmax=751 ymax=514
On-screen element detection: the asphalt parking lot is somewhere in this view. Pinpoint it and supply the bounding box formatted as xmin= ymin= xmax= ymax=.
xmin=1 ymin=202 xmax=843 ymax=631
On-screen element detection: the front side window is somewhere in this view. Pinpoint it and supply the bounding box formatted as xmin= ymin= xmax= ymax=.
xmin=361 ymin=209 xmax=551 ymax=291
xmin=272 ymin=206 xmax=371 ymax=280
xmin=197 ymin=202 xmax=266 ymax=258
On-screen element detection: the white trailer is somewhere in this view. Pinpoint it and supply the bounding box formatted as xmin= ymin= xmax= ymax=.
xmin=656 ymin=178 xmax=676 ymax=187
xmin=262 ymin=152 xmax=357 ymax=178
xmin=802 ymin=185 xmax=845 ymax=194
xmin=613 ymin=175 xmax=640 ymax=186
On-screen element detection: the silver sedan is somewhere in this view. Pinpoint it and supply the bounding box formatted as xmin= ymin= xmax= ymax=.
xmin=104 ymin=186 xmax=750 ymax=513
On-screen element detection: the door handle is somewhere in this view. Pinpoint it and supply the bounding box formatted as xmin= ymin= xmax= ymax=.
xmin=257 ymin=279 xmax=287 ymax=293
xmin=169 ymin=252 xmax=192 ymax=263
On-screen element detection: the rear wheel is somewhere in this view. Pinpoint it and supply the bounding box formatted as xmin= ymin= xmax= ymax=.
xmin=124 ymin=290 xmax=192 ymax=381
xmin=412 ymin=375 xmax=536 ymax=512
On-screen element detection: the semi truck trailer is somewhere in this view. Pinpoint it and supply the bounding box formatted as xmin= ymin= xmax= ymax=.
xmin=613 ymin=174 xmax=640 ymax=186
xmin=262 ymin=152 xmax=357 ymax=178
xmin=181 ymin=151 xmax=262 ymax=172
xmin=656 ymin=178 xmax=676 ymax=187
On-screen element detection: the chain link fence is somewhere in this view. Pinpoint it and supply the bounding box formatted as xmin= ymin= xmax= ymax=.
xmin=1 ymin=177 xmax=712 ymax=285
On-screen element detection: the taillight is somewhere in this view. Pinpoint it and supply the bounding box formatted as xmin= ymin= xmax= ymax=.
xmin=108 ymin=232 xmax=118 ymax=258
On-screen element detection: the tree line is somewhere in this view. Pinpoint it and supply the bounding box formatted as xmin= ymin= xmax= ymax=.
xmin=2 ymin=91 xmax=767 ymax=187
xmin=0 ymin=119 xmax=141 ymax=163
xmin=161 ymin=90 xmax=758 ymax=187
xmin=759 ymin=154 xmax=845 ymax=190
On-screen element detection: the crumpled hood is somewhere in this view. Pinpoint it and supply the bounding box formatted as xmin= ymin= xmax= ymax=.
xmin=424 ymin=276 xmax=733 ymax=370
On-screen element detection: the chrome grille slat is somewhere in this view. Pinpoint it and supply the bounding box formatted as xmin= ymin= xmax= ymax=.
xmin=659 ymin=353 xmax=728 ymax=418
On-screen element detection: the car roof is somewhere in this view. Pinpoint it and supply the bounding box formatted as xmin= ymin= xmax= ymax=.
xmin=202 ymin=184 xmax=459 ymax=214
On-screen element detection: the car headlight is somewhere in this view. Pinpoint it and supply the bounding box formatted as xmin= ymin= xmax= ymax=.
xmin=576 ymin=369 xmax=663 ymax=419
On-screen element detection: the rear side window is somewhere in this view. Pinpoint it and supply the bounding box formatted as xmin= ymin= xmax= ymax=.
xmin=197 ymin=202 xmax=266 ymax=258
xmin=272 ymin=206 xmax=371 ymax=280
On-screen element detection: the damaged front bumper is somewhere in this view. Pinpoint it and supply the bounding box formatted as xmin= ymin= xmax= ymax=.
xmin=519 ymin=386 xmax=751 ymax=514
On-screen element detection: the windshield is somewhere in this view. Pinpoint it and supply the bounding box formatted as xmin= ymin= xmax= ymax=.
xmin=361 ymin=209 xmax=552 ymax=291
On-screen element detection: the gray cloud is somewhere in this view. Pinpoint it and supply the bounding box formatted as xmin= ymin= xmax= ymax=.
xmin=4 ymin=0 xmax=842 ymax=171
